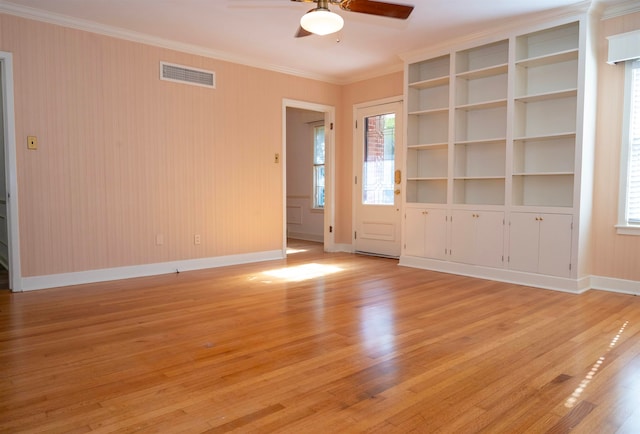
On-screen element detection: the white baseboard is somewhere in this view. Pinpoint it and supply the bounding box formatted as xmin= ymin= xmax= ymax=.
xmin=19 ymin=250 xmax=284 ymax=292
xmin=400 ymin=256 xmax=589 ymax=294
xmin=590 ymin=275 xmax=640 ymax=295
xmin=329 ymin=243 xmax=353 ymax=253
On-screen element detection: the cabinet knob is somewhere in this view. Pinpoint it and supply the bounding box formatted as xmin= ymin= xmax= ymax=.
xmin=422 ymin=211 xmax=428 ymax=215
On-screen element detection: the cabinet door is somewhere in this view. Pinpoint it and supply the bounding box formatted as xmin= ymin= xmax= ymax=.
xmin=538 ymin=214 xmax=573 ymax=277
xmin=509 ymin=212 xmax=540 ymax=273
xmin=450 ymin=210 xmax=476 ymax=264
xmin=474 ymin=211 xmax=504 ymax=268
xmin=424 ymin=208 xmax=448 ymax=260
xmin=404 ymin=208 xmax=426 ymax=257
xmin=404 ymin=208 xmax=447 ymax=260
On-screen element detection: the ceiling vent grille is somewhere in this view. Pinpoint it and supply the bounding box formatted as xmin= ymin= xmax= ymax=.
xmin=160 ymin=62 xmax=215 ymax=88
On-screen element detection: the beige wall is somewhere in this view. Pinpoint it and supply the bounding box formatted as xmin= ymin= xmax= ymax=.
xmin=0 ymin=14 xmax=341 ymax=277
xmin=593 ymin=11 xmax=640 ymax=281
xmin=3 ymin=9 xmax=638 ymax=284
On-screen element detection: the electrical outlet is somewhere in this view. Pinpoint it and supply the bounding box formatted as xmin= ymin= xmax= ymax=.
xmin=194 ymin=234 xmax=201 ymax=245
xmin=156 ymin=234 xmax=164 ymax=246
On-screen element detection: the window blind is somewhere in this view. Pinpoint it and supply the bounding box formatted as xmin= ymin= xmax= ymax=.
xmin=628 ymin=60 xmax=640 ymax=224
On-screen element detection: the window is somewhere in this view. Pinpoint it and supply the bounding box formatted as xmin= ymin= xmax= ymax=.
xmin=618 ymin=59 xmax=640 ymax=235
xmin=313 ymin=125 xmax=325 ymax=209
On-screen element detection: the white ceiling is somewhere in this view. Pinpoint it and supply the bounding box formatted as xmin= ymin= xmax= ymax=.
xmin=0 ymin=0 xmax=624 ymax=83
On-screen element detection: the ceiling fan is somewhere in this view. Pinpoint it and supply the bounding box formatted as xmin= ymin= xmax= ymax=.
xmin=292 ymin=0 xmax=414 ymax=37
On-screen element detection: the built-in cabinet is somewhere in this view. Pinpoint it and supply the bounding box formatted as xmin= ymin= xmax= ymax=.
xmin=450 ymin=210 xmax=504 ymax=268
xmin=508 ymin=212 xmax=573 ymax=277
xmin=404 ymin=208 xmax=447 ymax=260
xmin=400 ymin=16 xmax=594 ymax=292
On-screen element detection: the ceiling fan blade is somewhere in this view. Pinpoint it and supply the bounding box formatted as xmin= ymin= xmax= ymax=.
xmin=339 ymin=0 xmax=413 ymax=19
xmin=295 ymin=26 xmax=313 ymax=37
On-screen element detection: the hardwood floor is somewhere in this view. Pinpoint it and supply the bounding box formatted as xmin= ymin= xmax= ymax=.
xmin=1 ymin=240 xmax=639 ymax=433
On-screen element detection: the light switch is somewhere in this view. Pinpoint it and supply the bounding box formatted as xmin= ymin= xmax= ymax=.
xmin=27 ymin=136 xmax=38 ymax=150
xmin=274 ymin=153 xmax=280 ymax=163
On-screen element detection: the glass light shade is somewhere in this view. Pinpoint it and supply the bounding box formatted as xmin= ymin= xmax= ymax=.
xmin=300 ymin=9 xmax=344 ymax=36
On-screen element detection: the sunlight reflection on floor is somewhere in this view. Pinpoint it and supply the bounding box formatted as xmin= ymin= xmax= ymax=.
xmin=564 ymin=320 xmax=629 ymax=408
xmin=261 ymin=263 xmax=343 ymax=282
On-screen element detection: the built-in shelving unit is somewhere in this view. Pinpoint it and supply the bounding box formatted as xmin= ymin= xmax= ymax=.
xmin=401 ymin=16 xmax=595 ymax=291
xmin=513 ymin=22 xmax=579 ymax=209
xmin=406 ymin=54 xmax=450 ymax=204
xmin=454 ymin=40 xmax=509 ymax=206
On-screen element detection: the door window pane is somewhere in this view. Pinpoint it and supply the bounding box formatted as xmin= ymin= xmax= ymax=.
xmin=363 ymin=114 xmax=395 ymax=205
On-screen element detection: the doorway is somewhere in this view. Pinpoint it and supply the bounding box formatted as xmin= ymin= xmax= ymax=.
xmin=353 ymin=99 xmax=404 ymax=257
xmin=0 ymin=51 xmax=20 ymax=291
xmin=282 ymin=99 xmax=335 ymax=255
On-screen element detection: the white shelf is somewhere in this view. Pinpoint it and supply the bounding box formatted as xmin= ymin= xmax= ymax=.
xmin=514 ymin=132 xmax=575 ymax=141
xmin=515 ymin=22 xmax=579 ymax=61
xmin=456 ymin=63 xmax=508 ymax=80
xmin=456 ymin=98 xmax=508 ymax=111
xmin=512 ymin=171 xmax=574 ymax=176
xmin=455 ymin=138 xmax=506 ymax=146
xmin=408 ymin=142 xmax=448 ymax=150
xmin=408 ymin=176 xmax=448 ymax=181
xmin=408 ymin=76 xmax=449 ymax=89
xmin=512 ymin=174 xmax=574 ymax=207
xmin=514 ymin=95 xmax=576 ymax=138
xmin=515 ymin=88 xmax=577 ymax=103
xmin=407 ymin=110 xmax=449 ymax=146
xmin=516 ymin=49 xmax=578 ymax=68
xmin=453 ymin=178 xmax=505 ymax=205
xmin=408 ymin=55 xmax=450 ymax=83
xmin=454 ymin=176 xmax=506 ymax=180
xmin=406 ymin=179 xmax=448 ymax=204
xmin=456 ymin=39 xmax=509 ymax=73
xmin=408 ymin=107 xmax=449 ymax=116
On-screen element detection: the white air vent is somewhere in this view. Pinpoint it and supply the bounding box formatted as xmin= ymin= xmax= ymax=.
xmin=160 ymin=62 xmax=215 ymax=88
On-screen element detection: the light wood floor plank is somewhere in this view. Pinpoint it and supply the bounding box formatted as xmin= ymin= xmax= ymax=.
xmin=1 ymin=240 xmax=639 ymax=432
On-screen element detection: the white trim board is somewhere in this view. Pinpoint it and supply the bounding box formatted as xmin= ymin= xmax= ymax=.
xmin=20 ymin=250 xmax=284 ymax=292
xmin=399 ymin=257 xmax=640 ymax=296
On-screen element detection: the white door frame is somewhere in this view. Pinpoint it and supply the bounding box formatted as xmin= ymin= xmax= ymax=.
xmin=282 ymin=99 xmax=336 ymax=254
xmin=352 ymin=96 xmax=404 ymax=255
xmin=0 ymin=51 xmax=22 ymax=291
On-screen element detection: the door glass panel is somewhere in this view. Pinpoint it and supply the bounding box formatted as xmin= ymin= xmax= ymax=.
xmin=363 ymin=113 xmax=396 ymax=205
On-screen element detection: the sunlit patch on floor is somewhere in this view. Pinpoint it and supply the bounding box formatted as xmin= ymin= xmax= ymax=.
xmin=565 ymin=320 xmax=629 ymax=408
xmin=286 ymin=247 xmax=308 ymax=255
xmin=262 ymin=263 xmax=343 ymax=282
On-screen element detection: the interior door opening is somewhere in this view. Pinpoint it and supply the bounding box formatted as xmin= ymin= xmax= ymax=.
xmin=0 ymin=52 xmax=20 ymax=292
xmin=283 ymin=99 xmax=335 ymax=256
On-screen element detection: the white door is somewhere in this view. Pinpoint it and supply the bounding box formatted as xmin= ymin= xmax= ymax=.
xmin=354 ymin=101 xmax=403 ymax=257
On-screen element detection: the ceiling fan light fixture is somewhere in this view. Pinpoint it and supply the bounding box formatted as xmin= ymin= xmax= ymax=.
xmin=300 ymin=9 xmax=344 ymax=36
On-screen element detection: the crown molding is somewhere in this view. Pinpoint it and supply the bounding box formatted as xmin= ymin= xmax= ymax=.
xmin=400 ymin=1 xmax=593 ymax=63
xmin=0 ymin=0 xmax=351 ymax=85
xmin=600 ymin=0 xmax=640 ymax=19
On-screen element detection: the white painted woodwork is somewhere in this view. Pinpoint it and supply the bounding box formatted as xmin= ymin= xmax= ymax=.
xmin=509 ymin=212 xmax=573 ymax=278
xmin=404 ymin=207 xmax=447 ymax=260
xmin=354 ymin=100 xmax=404 ymax=257
xmin=400 ymin=17 xmax=596 ymax=291
xmin=450 ymin=210 xmax=504 ymax=268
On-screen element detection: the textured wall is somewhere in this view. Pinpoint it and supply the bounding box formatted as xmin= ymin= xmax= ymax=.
xmin=0 ymin=14 xmax=340 ymax=276
xmin=592 ymin=11 xmax=640 ymax=281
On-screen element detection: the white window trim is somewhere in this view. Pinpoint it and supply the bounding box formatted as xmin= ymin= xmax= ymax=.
xmin=617 ymin=59 xmax=640 ymax=235
xmin=311 ymin=121 xmax=325 ymax=212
